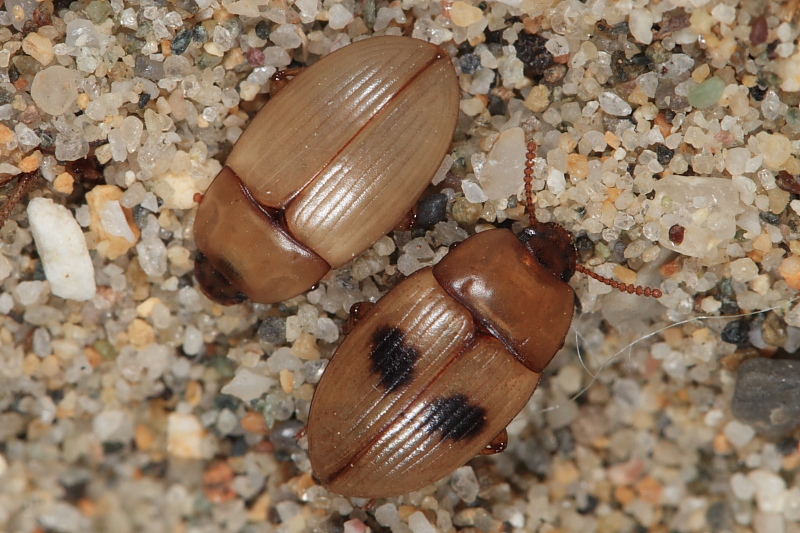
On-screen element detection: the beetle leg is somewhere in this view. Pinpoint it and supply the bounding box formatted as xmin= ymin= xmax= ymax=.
xmin=353 ymin=498 xmax=376 ymax=511
xmin=393 ymin=204 xmax=417 ymax=232
xmin=269 ymin=67 xmax=306 ymax=95
xmin=479 ymin=428 xmax=508 ymax=455
xmin=344 ymin=302 xmax=375 ymax=334
xmin=0 ymin=170 xmax=39 ymax=232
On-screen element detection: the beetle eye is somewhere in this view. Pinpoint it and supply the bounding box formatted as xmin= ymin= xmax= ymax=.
xmin=517 ymin=223 xmax=578 ymax=282
xmin=194 ymin=252 xmax=249 ymax=305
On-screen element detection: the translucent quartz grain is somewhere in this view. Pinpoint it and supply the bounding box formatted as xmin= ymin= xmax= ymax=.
xmin=30 ymin=66 xmax=78 ymax=116
xmin=599 ymin=91 xmax=632 ymax=116
xmin=27 ymin=198 xmax=96 ymax=301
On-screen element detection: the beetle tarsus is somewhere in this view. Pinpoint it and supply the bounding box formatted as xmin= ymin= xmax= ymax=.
xmin=479 ymin=428 xmax=508 ymax=455
xmin=269 ymin=67 xmax=305 ymax=95
xmin=345 ymin=302 xmax=374 ymax=334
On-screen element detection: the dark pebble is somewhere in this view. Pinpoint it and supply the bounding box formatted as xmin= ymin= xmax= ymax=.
xmin=33 ymin=261 xmax=46 ymax=281
xmin=766 ymin=40 xmax=779 ymax=59
xmin=612 ymin=240 xmax=627 ymax=263
xmin=459 ymin=53 xmax=480 ymax=74
xmin=731 ymin=358 xmax=800 ymax=438
xmin=132 ymin=205 xmax=150 ymax=228
xmin=575 ymin=233 xmax=594 ymax=253
xmin=415 ymin=193 xmax=447 ymax=227
xmin=749 ymin=85 xmax=767 ymax=101
xmin=656 ymin=412 xmax=671 ymax=434
xmin=229 ymin=435 xmax=249 ymax=456
xmin=37 ymin=129 xmax=55 ymax=149
xmin=629 ymin=52 xmax=652 ymax=67
xmin=717 ymin=278 xmax=740 ymax=314
xmin=60 ymin=477 xmax=89 ymax=504
xmin=193 ymin=25 xmax=208 ymax=43
xmin=141 ymin=460 xmax=168 ymax=478
xmin=255 ymin=20 xmax=270 ymax=40
xmin=611 ymin=50 xmax=647 ymax=83
xmin=556 ymin=120 xmax=572 ymax=133
xmin=487 ymin=94 xmax=506 ymax=116
xmin=777 ymin=171 xmax=800 ymax=194
xmin=520 ymin=437 xmax=551 ymax=476
xmin=775 ymin=436 xmax=799 ymax=455
xmin=457 ymin=41 xmax=474 ymax=55
xmin=484 ymin=28 xmax=503 ymax=44
xmin=8 ymin=64 xmax=20 ymax=83
xmin=514 ymin=33 xmax=553 ymax=77
xmin=214 ymin=394 xmax=239 ymax=411
xmin=103 ymin=442 xmax=126 ymax=454
xmin=137 ymin=93 xmax=150 ymax=109
xmin=554 ymin=427 xmax=575 ymax=454
xmin=705 ymin=501 xmax=732 ymax=531
xmin=656 ymin=143 xmax=674 ymax=165
xmin=610 ymin=21 xmax=629 ymax=35
xmin=258 ymin=316 xmax=286 ymax=344
xmin=759 ymin=211 xmax=780 ymax=225
xmin=577 ymin=493 xmax=599 ymax=515
xmin=720 ymin=319 xmax=749 ymax=347
xmin=171 ymin=29 xmax=193 ymax=55
xmin=48 ymin=388 xmax=65 ymax=403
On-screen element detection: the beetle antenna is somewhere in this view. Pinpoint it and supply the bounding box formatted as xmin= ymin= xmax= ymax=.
xmin=575 ymin=264 xmax=662 ymax=298
xmin=522 ymin=139 xmax=662 ymax=298
xmin=523 ymin=140 xmax=537 ymax=228
xmin=0 ymin=170 xmax=39 ymax=232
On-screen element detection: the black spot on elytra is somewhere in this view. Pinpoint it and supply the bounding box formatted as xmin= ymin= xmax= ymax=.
xmin=370 ymin=326 xmax=420 ymax=392
xmin=422 ymin=394 xmax=486 ymax=442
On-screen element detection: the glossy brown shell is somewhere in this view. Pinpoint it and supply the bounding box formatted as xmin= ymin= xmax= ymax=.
xmin=433 ymin=228 xmax=575 ymax=372
xmin=194 ymin=36 xmax=460 ymax=304
xmin=307 ymin=230 xmax=575 ymax=498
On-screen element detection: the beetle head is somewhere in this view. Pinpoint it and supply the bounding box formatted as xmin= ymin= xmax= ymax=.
xmin=194 ymin=252 xmax=247 ymax=305
xmin=517 ymin=222 xmax=577 ymax=283
xmin=519 ymin=139 xmax=661 ymax=298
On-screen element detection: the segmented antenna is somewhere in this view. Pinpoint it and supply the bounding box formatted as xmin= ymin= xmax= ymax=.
xmin=522 ymin=140 xmax=662 ymax=299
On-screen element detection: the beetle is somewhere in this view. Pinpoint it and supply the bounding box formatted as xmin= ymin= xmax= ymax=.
xmin=306 ymin=141 xmax=661 ymax=498
xmin=193 ymin=36 xmax=460 ymax=305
